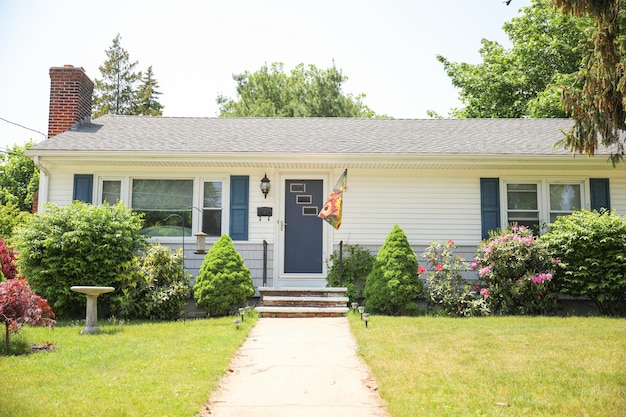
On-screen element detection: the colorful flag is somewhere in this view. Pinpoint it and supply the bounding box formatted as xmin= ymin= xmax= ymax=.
xmin=319 ymin=169 xmax=347 ymax=230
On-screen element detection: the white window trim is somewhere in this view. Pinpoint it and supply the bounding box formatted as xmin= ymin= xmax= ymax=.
xmin=502 ymin=179 xmax=587 ymax=232
xmin=196 ymin=176 xmax=229 ymax=242
xmin=97 ymin=176 xmax=127 ymax=206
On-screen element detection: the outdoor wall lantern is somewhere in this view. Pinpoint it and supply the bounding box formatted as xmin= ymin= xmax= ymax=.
xmin=194 ymin=232 xmax=207 ymax=254
xmin=260 ymin=174 xmax=271 ymax=198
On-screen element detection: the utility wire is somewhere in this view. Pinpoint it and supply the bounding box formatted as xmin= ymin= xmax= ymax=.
xmin=0 ymin=116 xmax=47 ymax=139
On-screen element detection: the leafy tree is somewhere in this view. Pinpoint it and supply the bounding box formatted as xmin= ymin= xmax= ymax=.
xmin=0 ymin=140 xmax=39 ymax=212
xmin=0 ymin=278 xmax=56 ymax=352
xmin=12 ymin=201 xmax=145 ymax=317
xmin=542 ymin=210 xmax=626 ymax=315
xmin=93 ymin=34 xmax=142 ymax=118
xmin=217 ymin=62 xmax=382 ymax=117
xmin=193 ymin=235 xmax=254 ymax=317
xmin=363 ymin=225 xmax=423 ymax=315
xmin=132 ymin=65 xmax=164 ymax=116
xmin=437 ymin=0 xmax=589 ymax=118
xmin=553 ymin=0 xmax=626 ymax=165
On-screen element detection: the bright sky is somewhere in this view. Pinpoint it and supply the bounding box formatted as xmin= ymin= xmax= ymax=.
xmin=0 ymin=0 xmax=531 ymax=152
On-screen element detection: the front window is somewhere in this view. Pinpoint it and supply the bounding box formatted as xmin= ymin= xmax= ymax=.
xmin=101 ymin=180 xmax=121 ymax=205
xmin=132 ymin=179 xmax=193 ymax=236
xmin=202 ymin=181 xmax=223 ymax=237
xmin=507 ymin=183 xmax=540 ymax=231
xmin=549 ymin=184 xmax=581 ymax=222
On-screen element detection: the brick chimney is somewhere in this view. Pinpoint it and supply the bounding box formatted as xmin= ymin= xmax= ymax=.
xmin=47 ymin=65 xmax=94 ymax=138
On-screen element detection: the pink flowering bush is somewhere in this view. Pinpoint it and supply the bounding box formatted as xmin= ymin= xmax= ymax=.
xmin=473 ymin=226 xmax=561 ymax=315
xmin=422 ymin=240 xmax=489 ymax=317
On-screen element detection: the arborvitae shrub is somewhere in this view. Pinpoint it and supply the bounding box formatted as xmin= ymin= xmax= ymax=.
xmin=193 ymin=235 xmax=254 ymax=317
xmin=363 ymin=225 xmax=423 ymax=315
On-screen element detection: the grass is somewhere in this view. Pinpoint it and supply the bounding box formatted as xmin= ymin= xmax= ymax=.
xmin=349 ymin=314 xmax=626 ymax=417
xmin=0 ymin=315 xmax=256 ymax=417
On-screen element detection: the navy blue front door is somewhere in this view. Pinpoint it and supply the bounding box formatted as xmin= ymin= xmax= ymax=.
xmin=284 ymin=180 xmax=323 ymax=273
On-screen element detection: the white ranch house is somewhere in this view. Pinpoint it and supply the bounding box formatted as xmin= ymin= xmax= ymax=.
xmin=28 ymin=65 xmax=624 ymax=291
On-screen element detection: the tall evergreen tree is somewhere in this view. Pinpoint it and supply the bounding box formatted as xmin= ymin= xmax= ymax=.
xmin=553 ymin=0 xmax=626 ymax=165
xmin=132 ymin=65 xmax=164 ymax=116
xmin=93 ymin=34 xmax=142 ymax=118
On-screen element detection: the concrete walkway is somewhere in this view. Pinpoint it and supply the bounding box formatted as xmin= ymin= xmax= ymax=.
xmin=201 ymin=317 xmax=390 ymax=417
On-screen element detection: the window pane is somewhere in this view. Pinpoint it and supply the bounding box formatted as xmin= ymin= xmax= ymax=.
xmin=203 ymin=182 xmax=222 ymax=208
xmin=550 ymin=184 xmax=581 ymax=212
xmin=102 ymin=180 xmax=121 ymax=205
xmin=507 ymin=183 xmax=539 ymax=233
xmin=202 ymin=210 xmax=222 ymax=236
xmin=507 ymin=184 xmax=538 ymax=210
xmin=132 ymin=179 xmax=193 ymax=236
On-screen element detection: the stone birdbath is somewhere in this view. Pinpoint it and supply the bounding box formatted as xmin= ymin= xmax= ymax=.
xmin=70 ymin=286 xmax=115 ymax=334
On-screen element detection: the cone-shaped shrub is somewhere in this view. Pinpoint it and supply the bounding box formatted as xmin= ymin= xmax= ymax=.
xmin=364 ymin=225 xmax=423 ymax=315
xmin=193 ymin=235 xmax=254 ymax=317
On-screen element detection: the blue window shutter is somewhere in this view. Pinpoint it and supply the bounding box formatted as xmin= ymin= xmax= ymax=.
xmin=73 ymin=174 xmax=93 ymax=203
xmin=480 ymin=178 xmax=500 ymax=240
xmin=229 ymin=176 xmax=249 ymax=240
xmin=590 ymin=178 xmax=611 ymax=211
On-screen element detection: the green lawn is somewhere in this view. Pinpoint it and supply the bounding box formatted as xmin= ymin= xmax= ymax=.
xmin=349 ymin=315 xmax=626 ymax=417
xmin=0 ymin=316 xmax=256 ymax=417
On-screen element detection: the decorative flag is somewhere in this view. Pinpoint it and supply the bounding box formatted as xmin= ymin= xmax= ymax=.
xmin=319 ymin=169 xmax=347 ymax=230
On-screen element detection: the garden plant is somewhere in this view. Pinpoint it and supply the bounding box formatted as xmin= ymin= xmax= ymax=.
xmin=194 ymin=234 xmax=255 ymax=317
xmin=113 ymin=243 xmax=191 ymax=320
xmin=422 ymin=240 xmax=489 ymax=317
xmin=326 ymin=243 xmax=374 ymax=303
xmin=12 ymin=201 xmax=145 ymax=317
xmin=363 ymin=225 xmax=423 ymax=315
xmin=0 ymin=278 xmax=55 ymax=352
xmin=473 ymin=225 xmax=561 ymax=315
xmin=543 ymin=209 xmax=626 ymax=315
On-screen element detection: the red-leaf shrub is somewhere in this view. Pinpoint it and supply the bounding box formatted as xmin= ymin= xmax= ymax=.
xmin=0 ymin=238 xmax=20 ymax=280
xmin=0 ymin=278 xmax=56 ymax=351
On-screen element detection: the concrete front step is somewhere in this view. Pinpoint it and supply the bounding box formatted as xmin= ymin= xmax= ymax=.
xmin=261 ymin=296 xmax=349 ymax=308
xmin=256 ymin=287 xmax=349 ymax=318
xmin=256 ymin=306 xmax=350 ymax=318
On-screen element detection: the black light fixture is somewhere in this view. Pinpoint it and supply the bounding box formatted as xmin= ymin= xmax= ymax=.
xmin=260 ymin=173 xmax=271 ymax=198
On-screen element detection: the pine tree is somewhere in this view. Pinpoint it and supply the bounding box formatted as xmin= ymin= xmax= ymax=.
xmin=93 ymin=34 xmax=142 ymax=118
xmin=133 ymin=66 xmax=164 ymax=116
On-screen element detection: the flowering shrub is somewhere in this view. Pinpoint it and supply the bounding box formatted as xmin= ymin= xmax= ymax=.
xmin=473 ymin=226 xmax=561 ymax=315
xmin=422 ymin=240 xmax=489 ymax=317
xmin=0 ymin=278 xmax=56 ymax=351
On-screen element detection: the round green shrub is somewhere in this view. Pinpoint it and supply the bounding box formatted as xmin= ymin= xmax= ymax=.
xmin=363 ymin=225 xmax=423 ymax=315
xmin=326 ymin=244 xmax=374 ymax=303
xmin=542 ymin=210 xmax=626 ymax=315
xmin=12 ymin=201 xmax=145 ymax=317
xmin=193 ymin=235 xmax=254 ymax=317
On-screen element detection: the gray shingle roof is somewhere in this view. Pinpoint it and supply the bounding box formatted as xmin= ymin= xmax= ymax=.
xmin=30 ymin=115 xmax=589 ymax=156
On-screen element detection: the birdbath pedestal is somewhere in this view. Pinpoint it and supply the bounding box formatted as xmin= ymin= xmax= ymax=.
xmin=70 ymin=286 xmax=115 ymax=334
